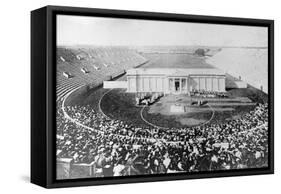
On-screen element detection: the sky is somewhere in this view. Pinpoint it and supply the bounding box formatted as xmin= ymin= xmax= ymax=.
xmin=57 ymin=15 xmax=268 ymax=47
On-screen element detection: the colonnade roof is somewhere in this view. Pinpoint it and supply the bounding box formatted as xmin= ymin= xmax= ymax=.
xmin=127 ymin=68 xmax=225 ymax=77
xmin=140 ymin=53 xmax=215 ymax=69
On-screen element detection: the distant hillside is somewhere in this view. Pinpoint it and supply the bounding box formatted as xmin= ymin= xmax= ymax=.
xmin=206 ymin=48 xmax=268 ymax=93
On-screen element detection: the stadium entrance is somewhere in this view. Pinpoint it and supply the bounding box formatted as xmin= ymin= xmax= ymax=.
xmin=168 ymin=77 xmax=188 ymax=94
xmin=175 ymin=80 xmax=180 ymax=92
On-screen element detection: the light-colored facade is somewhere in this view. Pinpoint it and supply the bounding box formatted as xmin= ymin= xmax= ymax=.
xmin=126 ymin=68 xmax=226 ymax=94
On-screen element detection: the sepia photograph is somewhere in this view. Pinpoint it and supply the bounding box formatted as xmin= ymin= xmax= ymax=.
xmin=55 ymin=14 xmax=269 ymax=180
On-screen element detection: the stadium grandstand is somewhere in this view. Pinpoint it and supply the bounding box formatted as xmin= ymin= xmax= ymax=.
xmin=56 ymin=47 xmax=147 ymax=102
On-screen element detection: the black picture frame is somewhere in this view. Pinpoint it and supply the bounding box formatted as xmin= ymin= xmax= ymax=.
xmin=31 ymin=5 xmax=274 ymax=188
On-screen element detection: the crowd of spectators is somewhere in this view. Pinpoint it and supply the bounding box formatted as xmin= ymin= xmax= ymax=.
xmin=190 ymin=89 xmax=228 ymax=98
xmin=56 ymin=102 xmax=268 ymax=176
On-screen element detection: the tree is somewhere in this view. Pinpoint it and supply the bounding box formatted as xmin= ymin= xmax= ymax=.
xmin=194 ymin=48 xmax=206 ymax=56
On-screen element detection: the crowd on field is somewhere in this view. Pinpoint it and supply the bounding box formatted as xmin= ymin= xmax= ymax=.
xmin=56 ymin=102 xmax=268 ymax=176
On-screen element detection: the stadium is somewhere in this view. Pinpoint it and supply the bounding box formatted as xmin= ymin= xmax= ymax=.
xmin=56 ymin=46 xmax=268 ymax=179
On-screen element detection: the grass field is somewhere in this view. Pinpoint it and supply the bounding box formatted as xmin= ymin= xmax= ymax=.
xmin=65 ymin=84 xmax=266 ymax=129
xmin=100 ymin=89 xmax=259 ymax=128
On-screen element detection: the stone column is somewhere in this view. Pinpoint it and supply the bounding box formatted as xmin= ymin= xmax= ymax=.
xmin=173 ymin=78 xmax=175 ymax=92
xmin=186 ymin=77 xmax=188 ymax=94
xmin=179 ymin=78 xmax=182 ymax=93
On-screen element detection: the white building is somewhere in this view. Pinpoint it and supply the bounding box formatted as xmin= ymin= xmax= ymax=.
xmin=126 ymin=68 xmax=226 ymax=94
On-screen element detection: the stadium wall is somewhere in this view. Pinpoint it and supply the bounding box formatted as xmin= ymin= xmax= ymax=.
xmin=103 ymin=81 xmax=127 ymax=89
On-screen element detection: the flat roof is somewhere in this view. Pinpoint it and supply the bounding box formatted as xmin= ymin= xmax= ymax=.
xmin=141 ymin=53 xmax=215 ymax=69
xmin=127 ymin=68 xmax=225 ymax=76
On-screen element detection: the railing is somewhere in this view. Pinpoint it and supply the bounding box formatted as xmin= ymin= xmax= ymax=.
xmin=56 ymin=158 xmax=99 ymax=179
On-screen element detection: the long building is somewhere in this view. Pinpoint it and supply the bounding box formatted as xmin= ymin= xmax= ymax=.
xmin=126 ymin=68 xmax=226 ymax=94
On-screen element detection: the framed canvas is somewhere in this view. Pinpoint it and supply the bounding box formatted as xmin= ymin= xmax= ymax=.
xmin=31 ymin=5 xmax=274 ymax=188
